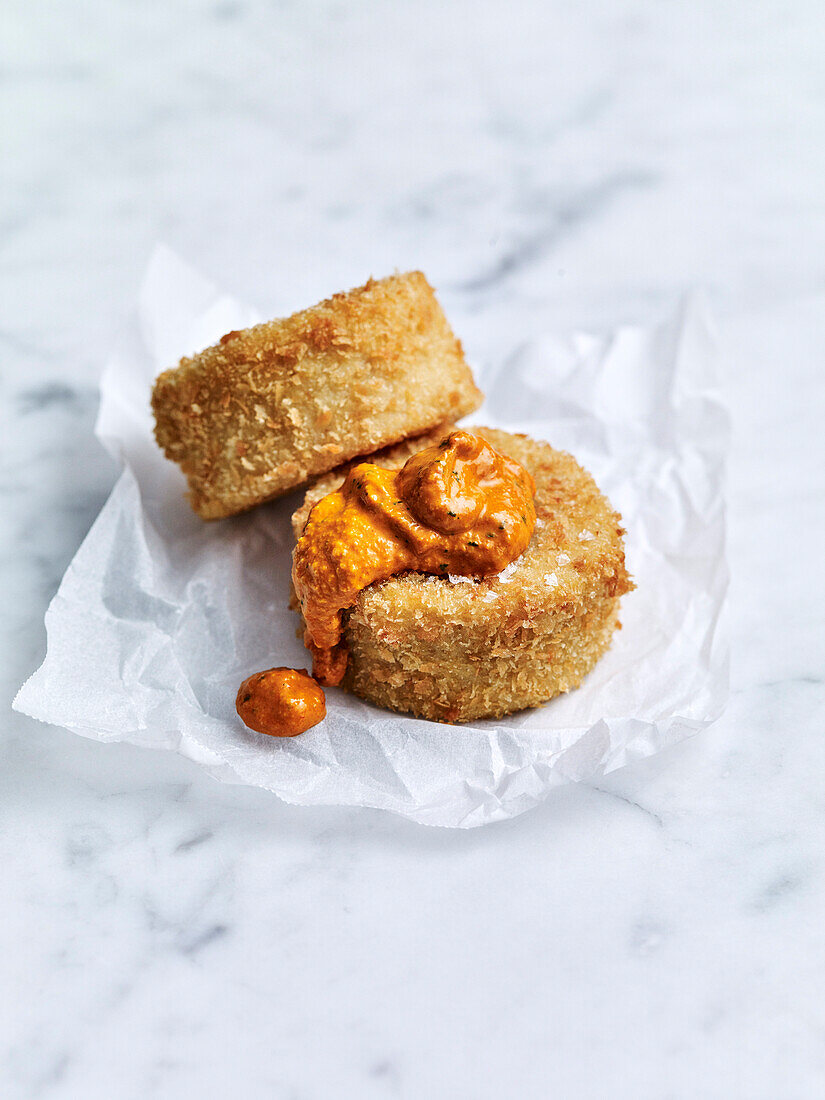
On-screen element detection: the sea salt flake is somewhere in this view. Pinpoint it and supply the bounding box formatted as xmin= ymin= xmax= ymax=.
xmin=495 ymin=554 xmax=524 ymax=584
xmin=578 ymin=529 xmax=594 ymax=542
xmin=557 ymin=553 xmax=571 ymax=566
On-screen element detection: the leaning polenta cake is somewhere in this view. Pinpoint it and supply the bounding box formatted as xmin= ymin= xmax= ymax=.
xmin=152 ymin=272 xmax=482 ymax=519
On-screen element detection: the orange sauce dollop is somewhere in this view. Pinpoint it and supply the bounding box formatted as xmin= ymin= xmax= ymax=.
xmin=236 ymin=667 xmax=326 ymax=737
xmin=292 ymin=430 xmax=536 ymax=686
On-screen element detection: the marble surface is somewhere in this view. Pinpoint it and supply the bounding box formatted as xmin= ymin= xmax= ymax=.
xmin=2 ymin=2 xmax=824 ymax=1097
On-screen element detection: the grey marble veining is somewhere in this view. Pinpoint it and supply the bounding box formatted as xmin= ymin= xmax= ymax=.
xmin=2 ymin=2 xmax=825 ymax=1098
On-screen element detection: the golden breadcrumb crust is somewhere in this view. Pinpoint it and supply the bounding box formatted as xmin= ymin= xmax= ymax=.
xmin=291 ymin=427 xmax=634 ymax=723
xmin=152 ymin=272 xmax=483 ymax=519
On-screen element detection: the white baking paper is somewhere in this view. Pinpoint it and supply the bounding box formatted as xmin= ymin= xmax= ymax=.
xmin=14 ymin=246 xmax=729 ymax=827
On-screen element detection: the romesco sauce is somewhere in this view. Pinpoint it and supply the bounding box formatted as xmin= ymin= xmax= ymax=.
xmin=292 ymin=430 xmax=536 ymax=686
xmin=236 ymin=667 xmax=326 ymax=737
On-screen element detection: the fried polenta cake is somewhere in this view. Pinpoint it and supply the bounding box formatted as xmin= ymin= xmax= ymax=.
xmin=291 ymin=427 xmax=633 ymax=723
xmin=152 ymin=273 xmax=482 ymax=519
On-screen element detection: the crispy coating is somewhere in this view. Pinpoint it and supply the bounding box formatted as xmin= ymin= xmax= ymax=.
xmin=151 ymin=272 xmax=483 ymax=519
xmin=292 ymin=427 xmax=634 ymax=723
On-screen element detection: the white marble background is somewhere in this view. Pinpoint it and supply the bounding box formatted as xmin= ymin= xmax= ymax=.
xmin=2 ymin=2 xmax=824 ymax=1097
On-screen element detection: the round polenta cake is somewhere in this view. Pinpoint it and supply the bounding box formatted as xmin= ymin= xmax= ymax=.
xmin=291 ymin=426 xmax=633 ymax=724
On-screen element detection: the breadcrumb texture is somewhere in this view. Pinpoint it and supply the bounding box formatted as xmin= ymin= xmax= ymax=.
xmin=152 ymin=272 xmax=483 ymax=519
xmin=292 ymin=427 xmax=634 ymax=724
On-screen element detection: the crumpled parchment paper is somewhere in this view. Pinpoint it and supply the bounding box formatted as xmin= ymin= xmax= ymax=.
xmin=15 ymin=247 xmax=729 ymax=827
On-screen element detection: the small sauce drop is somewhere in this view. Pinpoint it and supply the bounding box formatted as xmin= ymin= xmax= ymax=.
xmin=292 ymin=430 xmax=536 ymax=685
xmin=236 ymin=667 xmax=326 ymax=737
